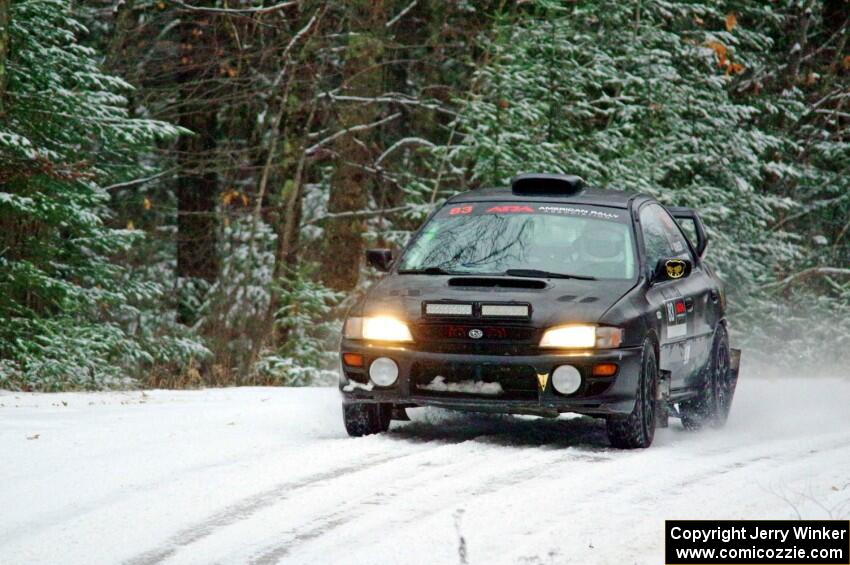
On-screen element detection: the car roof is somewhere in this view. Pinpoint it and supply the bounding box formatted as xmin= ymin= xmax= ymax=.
xmin=445 ymin=186 xmax=649 ymax=210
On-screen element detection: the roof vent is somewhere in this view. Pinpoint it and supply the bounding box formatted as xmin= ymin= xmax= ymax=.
xmin=511 ymin=173 xmax=585 ymax=196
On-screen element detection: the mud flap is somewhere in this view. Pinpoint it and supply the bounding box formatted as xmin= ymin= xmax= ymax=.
xmin=655 ymin=369 xmax=671 ymax=428
xmin=727 ymin=348 xmax=741 ymax=410
xmin=391 ymin=406 xmax=411 ymax=421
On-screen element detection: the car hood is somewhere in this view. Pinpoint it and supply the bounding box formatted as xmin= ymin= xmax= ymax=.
xmin=359 ymin=274 xmax=637 ymax=328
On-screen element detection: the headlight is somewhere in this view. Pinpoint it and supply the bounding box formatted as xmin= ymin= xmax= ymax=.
xmin=539 ymin=325 xmax=622 ymax=349
xmin=343 ymin=316 xmax=414 ymax=343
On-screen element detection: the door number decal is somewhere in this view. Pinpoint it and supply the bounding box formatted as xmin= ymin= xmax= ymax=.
xmin=665 ymin=298 xmax=687 ymax=339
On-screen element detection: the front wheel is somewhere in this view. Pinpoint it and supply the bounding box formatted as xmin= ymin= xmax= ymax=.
xmin=343 ymin=402 xmax=392 ymax=436
xmin=606 ymin=340 xmax=657 ymax=449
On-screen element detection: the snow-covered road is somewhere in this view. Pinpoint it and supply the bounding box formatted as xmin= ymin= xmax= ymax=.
xmin=2 ymin=375 xmax=849 ymax=565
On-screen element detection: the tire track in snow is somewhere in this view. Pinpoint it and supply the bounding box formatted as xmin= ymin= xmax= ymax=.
xmin=240 ymin=421 xmax=661 ymax=565
xmin=243 ymin=444 xmax=585 ymax=565
xmin=123 ymin=433 xmax=499 ymax=565
xmin=0 ymin=447 xmax=289 ymax=548
xmin=244 ymin=448 xmax=646 ymax=562
xmin=127 ymin=408 xmax=850 ymax=565
xmin=261 ymin=430 xmax=850 ymax=565
xmin=649 ymin=434 xmax=850 ymax=502
xmin=487 ymin=432 xmax=850 ymax=563
xmin=133 ymin=415 xmax=616 ymax=564
xmin=540 ymin=433 xmax=850 ymax=565
xmin=123 ymin=448 xmax=421 ymax=565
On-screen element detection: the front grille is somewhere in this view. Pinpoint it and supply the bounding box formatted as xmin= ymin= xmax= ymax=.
xmin=411 ymin=362 xmax=538 ymax=401
xmin=411 ymin=322 xmax=539 ymax=355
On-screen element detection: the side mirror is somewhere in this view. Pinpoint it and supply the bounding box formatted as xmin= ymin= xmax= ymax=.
xmin=366 ymin=248 xmax=393 ymax=272
xmin=652 ymin=257 xmax=692 ymax=284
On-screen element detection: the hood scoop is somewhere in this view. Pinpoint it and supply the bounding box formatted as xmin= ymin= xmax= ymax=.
xmin=448 ymin=277 xmax=546 ymax=290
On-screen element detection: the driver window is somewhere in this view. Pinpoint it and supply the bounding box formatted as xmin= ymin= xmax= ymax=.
xmin=639 ymin=204 xmax=692 ymax=268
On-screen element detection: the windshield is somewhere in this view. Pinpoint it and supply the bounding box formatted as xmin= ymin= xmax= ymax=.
xmin=399 ymin=202 xmax=636 ymax=280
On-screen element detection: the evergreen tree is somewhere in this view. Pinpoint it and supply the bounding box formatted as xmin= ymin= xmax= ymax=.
xmin=0 ymin=0 xmax=206 ymax=389
xmin=730 ymin=1 xmax=850 ymax=362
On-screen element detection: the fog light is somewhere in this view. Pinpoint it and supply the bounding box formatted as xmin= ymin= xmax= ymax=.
xmin=552 ymin=365 xmax=582 ymax=395
xmin=369 ymin=357 xmax=399 ymax=387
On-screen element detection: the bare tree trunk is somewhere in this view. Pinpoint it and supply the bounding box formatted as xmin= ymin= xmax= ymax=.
xmin=320 ymin=2 xmax=388 ymax=292
xmin=175 ymin=15 xmax=219 ymax=322
xmin=788 ymin=2 xmax=813 ymax=82
xmin=0 ymin=0 xmax=10 ymax=117
xmin=106 ymin=0 xmax=135 ymax=70
xmin=176 ymin=110 xmax=218 ymax=281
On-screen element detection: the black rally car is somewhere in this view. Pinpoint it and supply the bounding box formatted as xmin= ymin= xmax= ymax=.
xmin=339 ymin=173 xmax=740 ymax=448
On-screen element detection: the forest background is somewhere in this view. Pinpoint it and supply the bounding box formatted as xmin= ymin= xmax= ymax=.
xmin=1 ymin=0 xmax=848 ymax=390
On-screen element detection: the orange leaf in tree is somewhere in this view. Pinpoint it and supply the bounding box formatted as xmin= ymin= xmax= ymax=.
xmin=126 ymin=220 xmax=135 ymax=231
xmin=726 ymin=62 xmax=745 ymax=75
xmin=725 ymin=12 xmax=737 ymax=32
xmin=706 ymin=41 xmax=728 ymax=68
xmin=221 ymin=190 xmax=237 ymax=205
xmin=143 ymin=197 xmax=152 ymax=211
xmin=240 ymin=194 xmax=250 ymax=207
xmin=843 ymin=56 xmax=850 ymax=70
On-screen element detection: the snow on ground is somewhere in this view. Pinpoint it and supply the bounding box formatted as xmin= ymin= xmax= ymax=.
xmin=1 ymin=375 xmax=849 ymax=565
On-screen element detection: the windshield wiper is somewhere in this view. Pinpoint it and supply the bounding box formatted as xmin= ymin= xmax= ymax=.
xmin=504 ymin=268 xmax=597 ymax=281
xmin=397 ymin=266 xmax=455 ymax=275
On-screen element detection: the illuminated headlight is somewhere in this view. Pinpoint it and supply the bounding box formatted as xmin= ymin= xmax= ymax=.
xmin=539 ymin=325 xmax=622 ymax=349
xmin=343 ymin=316 xmax=414 ymax=343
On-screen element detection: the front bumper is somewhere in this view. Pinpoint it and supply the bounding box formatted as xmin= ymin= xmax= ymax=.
xmin=339 ymin=340 xmax=643 ymax=417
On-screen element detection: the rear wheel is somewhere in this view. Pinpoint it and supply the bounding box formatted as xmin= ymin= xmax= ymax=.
xmin=680 ymin=325 xmax=731 ymax=430
xmin=343 ymin=402 xmax=392 ymax=436
xmin=606 ymin=340 xmax=657 ymax=449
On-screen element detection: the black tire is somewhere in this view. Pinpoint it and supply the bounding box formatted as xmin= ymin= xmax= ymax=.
xmin=606 ymin=340 xmax=657 ymax=449
xmin=680 ymin=325 xmax=731 ymax=430
xmin=343 ymin=402 xmax=392 ymax=436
